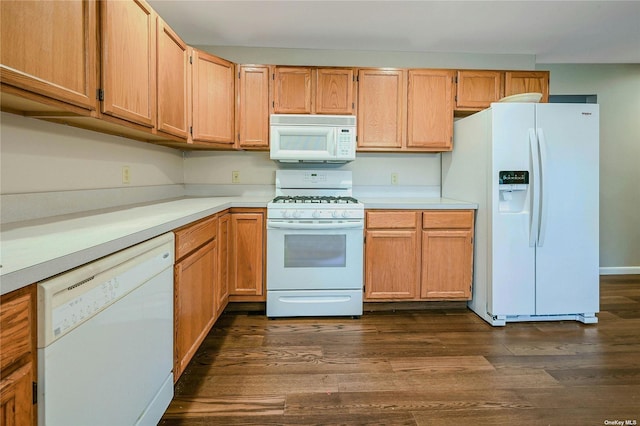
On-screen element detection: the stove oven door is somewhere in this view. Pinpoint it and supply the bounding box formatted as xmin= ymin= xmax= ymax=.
xmin=266 ymin=220 xmax=363 ymax=291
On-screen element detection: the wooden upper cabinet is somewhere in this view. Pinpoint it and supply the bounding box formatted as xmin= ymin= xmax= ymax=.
xmin=407 ymin=69 xmax=455 ymax=151
xmin=101 ymin=0 xmax=156 ymax=127
xmin=315 ymin=68 xmax=355 ymax=115
xmin=0 ymin=0 xmax=98 ymax=111
xmin=156 ymin=18 xmax=188 ymax=139
xmin=191 ymin=49 xmax=235 ymax=145
xmin=273 ymin=67 xmax=312 ymax=114
xmin=357 ymin=68 xmax=407 ymax=150
xmin=237 ymin=65 xmax=270 ymax=149
xmin=455 ymin=70 xmax=503 ymax=110
xmin=505 ymin=71 xmax=550 ymax=102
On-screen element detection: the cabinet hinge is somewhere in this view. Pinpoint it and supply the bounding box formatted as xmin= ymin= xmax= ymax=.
xmin=238 ymin=132 xmax=240 ymax=142
xmin=455 ymin=95 xmax=458 ymax=102
xmin=189 ymin=126 xmax=193 ymax=136
xmin=189 ymin=56 xmax=193 ymax=65
xmin=272 ymin=101 xmax=275 ymax=108
xmin=96 ymin=89 xmax=104 ymax=101
xmin=272 ymin=73 xmax=275 ymax=80
xmin=32 ymin=382 xmax=37 ymax=404
xmin=454 ymin=76 xmax=458 ymax=84
xmin=238 ymin=71 xmax=241 ymax=79
xmin=352 ymin=102 xmax=355 ymax=110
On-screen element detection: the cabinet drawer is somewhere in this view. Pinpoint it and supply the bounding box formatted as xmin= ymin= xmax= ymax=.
xmin=367 ymin=211 xmax=418 ymax=229
xmin=174 ymin=215 xmax=218 ymax=260
xmin=422 ymin=210 xmax=473 ymax=229
xmin=0 ymin=288 xmax=33 ymax=372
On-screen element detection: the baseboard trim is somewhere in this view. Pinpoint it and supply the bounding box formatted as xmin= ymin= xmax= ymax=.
xmin=600 ymin=266 xmax=640 ymax=275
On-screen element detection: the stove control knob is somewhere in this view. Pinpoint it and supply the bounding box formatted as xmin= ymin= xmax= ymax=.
xmin=342 ymin=210 xmax=351 ymax=218
xmin=332 ymin=210 xmax=340 ymax=218
xmin=312 ymin=210 xmax=321 ymax=218
xmin=281 ymin=210 xmax=290 ymax=218
xmin=292 ymin=210 xmax=302 ymax=218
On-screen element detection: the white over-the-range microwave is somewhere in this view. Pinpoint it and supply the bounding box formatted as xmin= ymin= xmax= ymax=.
xmin=269 ymin=114 xmax=356 ymax=163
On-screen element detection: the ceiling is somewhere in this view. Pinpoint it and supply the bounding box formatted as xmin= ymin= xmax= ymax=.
xmin=148 ymin=1 xmax=640 ymax=64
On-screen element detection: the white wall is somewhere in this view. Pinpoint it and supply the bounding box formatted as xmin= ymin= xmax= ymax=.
xmin=0 ymin=113 xmax=183 ymax=194
xmin=537 ymin=64 xmax=640 ymax=271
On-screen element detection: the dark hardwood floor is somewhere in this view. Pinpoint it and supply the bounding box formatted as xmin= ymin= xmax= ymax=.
xmin=160 ymin=275 xmax=640 ymax=425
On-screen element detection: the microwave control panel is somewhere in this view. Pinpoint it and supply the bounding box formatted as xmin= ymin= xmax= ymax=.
xmin=337 ymin=128 xmax=355 ymax=157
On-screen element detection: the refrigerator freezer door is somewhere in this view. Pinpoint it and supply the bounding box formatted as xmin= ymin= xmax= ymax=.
xmin=489 ymin=104 xmax=536 ymax=316
xmin=534 ymin=104 xmax=599 ymax=315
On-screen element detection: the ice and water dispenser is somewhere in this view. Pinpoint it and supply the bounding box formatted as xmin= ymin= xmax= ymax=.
xmin=498 ymin=171 xmax=529 ymax=212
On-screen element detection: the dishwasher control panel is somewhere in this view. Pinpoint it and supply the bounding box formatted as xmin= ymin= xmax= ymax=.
xmin=37 ymin=233 xmax=175 ymax=348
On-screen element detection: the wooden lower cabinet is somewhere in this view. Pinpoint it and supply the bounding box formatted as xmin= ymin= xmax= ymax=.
xmin=216 ymin=212 xmax=231 ymax=318
xmin=173 ymin=216 xmax=218 ymax=381
xmin=364 ymin=209 xmax=474 ymax=301
xmin=421 ymin=210 xmax=474 ymax=299
xmin=0 ymin=285 xmax=36 ymax=426
xmin=229 ymin=209 xmax=265 ymax=301
xmin=365 ymin=211 xmax=420 ymax=299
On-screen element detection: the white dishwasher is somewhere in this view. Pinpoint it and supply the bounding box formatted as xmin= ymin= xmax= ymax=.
xmin=37 ymin=232 xmax=175 ymax=426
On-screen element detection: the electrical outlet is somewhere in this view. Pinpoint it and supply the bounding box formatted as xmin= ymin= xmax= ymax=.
xmin=232 ymin=170 xmax=240 ymax=184
xmin=122 ymin=166 xmax=131 ymax=185
xmin=391 ymin=172 xmax=399 ymax=185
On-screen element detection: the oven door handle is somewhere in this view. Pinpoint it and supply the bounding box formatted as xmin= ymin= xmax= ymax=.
xmin=267 ymin=220 xmax=363 ymax=230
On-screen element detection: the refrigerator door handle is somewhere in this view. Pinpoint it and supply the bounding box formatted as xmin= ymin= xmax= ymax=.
xmin=537 ymin=128 xmax=549 ymax=247
xmin=529 ymin=129 xmax=541 ymax=247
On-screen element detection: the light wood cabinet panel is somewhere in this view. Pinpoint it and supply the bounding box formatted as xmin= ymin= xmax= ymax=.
xmin=366 ymin=211 xmax=418 ymax=229
xmin=216 ymin=213 xmax=231 ymax=318
xmin=0 ymin=285 xmax=36 ymax=426
xmin=316 ymin=68 xmax=355 ymax=115
xmin=156 ymin=17 xmax=188 ymax=139
xmin=174 ymin=238 xmax=216 ymax=380
xmin=455 ymin=70 xmax=503 ymax=110
xmin=237 ymin=65 xmax=270 ymax=149
xmin=0 ymin=363 xmax=33 ymax=426
xmin=191 ymin=49 xmax=235 ymax=145
xmin=421 ymin=210 xmax=474 ymax=300
xmin=229 ymin=211 xmax=265 ymax=300
xmin=407 ymin=69 xmax=455 ymax=151
xmin=421 ymin=229 xmax=473 ymax=299
xmin=174 ymin=215 xmax=218 ymax=260
xmin=0 ymin=0 xmax=98 ymax=111
xmin=365 ymin=209 xmax=475 ymax=302
xmin=365 ymin=229 xmax=420 ymax=299
xmin=101 ymin=0 xmax=156 ymax=127
xmin=357 ymin=68 xmax=407 ymax=150
xmin=273 ymin=67 xmax=312 ymax=114
xmin=505 ymin=71 xmax=550 ymax=103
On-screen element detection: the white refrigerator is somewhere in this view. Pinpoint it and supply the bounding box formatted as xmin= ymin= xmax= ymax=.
xmin=442 ymin=103 xmax=599 ymax=326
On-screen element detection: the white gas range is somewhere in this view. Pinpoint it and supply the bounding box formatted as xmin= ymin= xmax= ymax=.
xmin=266 ymin=170 xmax=364 ymax=318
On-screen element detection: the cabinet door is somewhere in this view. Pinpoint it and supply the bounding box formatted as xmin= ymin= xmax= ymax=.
xmin=101 ymin=0 xmax=156 ymax=127
xmin=421 ymin=229 xmax=473 ymax=299
xmin=216 ymin=213 xmax=231 ymax=318
xmin=455 ymin=70 xmax=503 ymax=110
xmin=365 ymin=230 xmax=420 ymax=299
xmin=316 ymin=68 xmax=355 ymax=115
xmin=407 ymin=69 xmax=455 ymax=150
xmin=273 ymin=67 xmax=312 ymax=114
xmin=156 ymin=17 xmax=188 ymax=139
xmin=237 ymin=65 xmax=270 ymax=149
xmin=1 ymin=0 xmax=98 ymax=110
xmin=174 ymin=239 xmax=216 ymax=380
xmin=0 ymin=363 xmax=34 ymax=426
xmin=357 ymin=69 xmax=407 ymax=150
xmin=505 ymin=71 xmax=550 ymax=103
xmin=230 ymin=212 xmax=264 ymax=298
xmin=191 ymin=49 xmax=235 ymax=145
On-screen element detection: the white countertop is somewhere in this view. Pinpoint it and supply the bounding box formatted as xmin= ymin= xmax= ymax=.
xmin=360 ymin=197 xmax=477 ymax=210
xmin=0 ymin=197 xmax=269 ymax=295
xmin=0 ymin=195 xmax=476 ymax=295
